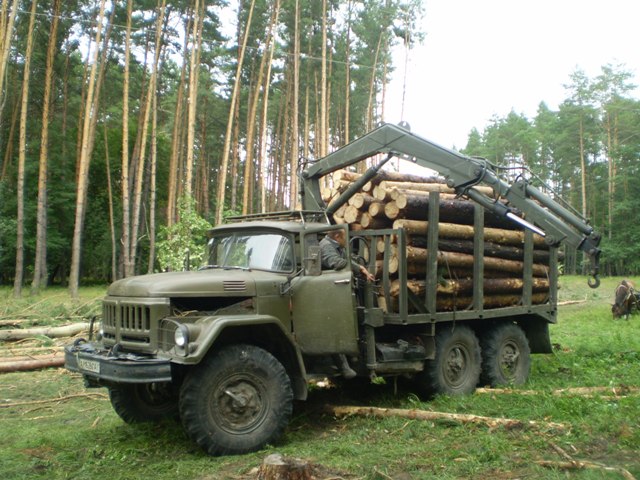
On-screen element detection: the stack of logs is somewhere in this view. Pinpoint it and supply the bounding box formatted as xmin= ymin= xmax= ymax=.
xmin=323 ymin=169 xmax=552 ymax=312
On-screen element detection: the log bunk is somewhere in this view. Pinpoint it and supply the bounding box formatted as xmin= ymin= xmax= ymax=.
xmin=323 ymin=169 xmax=556 ymax=316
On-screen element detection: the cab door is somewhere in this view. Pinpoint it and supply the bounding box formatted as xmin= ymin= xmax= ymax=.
xmin=290 ymin=229 xmax=358 ymax=355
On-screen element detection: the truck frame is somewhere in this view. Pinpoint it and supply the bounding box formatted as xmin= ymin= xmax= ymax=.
xmin=65 ymin=123 xmax=601 ymax=456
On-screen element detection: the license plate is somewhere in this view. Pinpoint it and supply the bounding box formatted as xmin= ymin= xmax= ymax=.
xmin=77 ymin=357 xmax=100 ymax=374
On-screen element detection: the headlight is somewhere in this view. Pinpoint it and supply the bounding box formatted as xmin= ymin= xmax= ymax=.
xmin=174 ymin=324 xmax=189 ymax=347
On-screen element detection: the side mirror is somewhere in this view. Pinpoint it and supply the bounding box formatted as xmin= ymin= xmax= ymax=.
xmin=305 ymin=245 xmax=322 ymax=276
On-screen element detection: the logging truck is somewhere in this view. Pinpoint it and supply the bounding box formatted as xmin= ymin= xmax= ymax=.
xmin=65 ymin=123 xmax=601 ymax=456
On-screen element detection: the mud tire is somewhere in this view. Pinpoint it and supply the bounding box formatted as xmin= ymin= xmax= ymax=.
xmin=480 ymin=323 xmax=531 ymax=387
xmin=179 ymin=344 xmax=293 ymax=456
xmin=109 ymin=383 xmax=179 ymax=423
xmin=416 ymin=325 xmax=481 ymax=397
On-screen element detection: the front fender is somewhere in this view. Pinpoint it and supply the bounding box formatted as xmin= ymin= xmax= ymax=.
xmin=176 ymin=314 xmax=292 ymax=362
xmin=174 ymin=314 xmax=307 ymax=400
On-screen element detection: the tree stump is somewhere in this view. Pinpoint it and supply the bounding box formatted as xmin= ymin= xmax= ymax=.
xmin=257 ymin=453 xmax=313 ymax=480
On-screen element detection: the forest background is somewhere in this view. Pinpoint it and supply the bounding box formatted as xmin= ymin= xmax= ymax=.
xmin=0 ymin=0 xmax=639 ymax=299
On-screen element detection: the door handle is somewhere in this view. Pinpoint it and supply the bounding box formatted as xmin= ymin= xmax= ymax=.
xmin=334 ymin=279 xmax=350 ymax=285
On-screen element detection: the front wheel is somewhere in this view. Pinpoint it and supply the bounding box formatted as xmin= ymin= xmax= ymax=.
xmin=109 ymin=383 xmax=179 ymax=423
xmin=415 ymin=325 xmax=481 ymax=397
xmin=179 ymin=344 xmax=293 ymax=456
xmin=480 ymin=323 xmax=531 ymax=387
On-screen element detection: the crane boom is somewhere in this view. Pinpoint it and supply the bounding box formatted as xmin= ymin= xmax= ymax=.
xmin=300 ymin=123 xmax=601 ymax=287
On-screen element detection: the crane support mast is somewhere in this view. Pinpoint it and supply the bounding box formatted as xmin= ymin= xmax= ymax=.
xmin=300 ymin=122 xmax=601 ymax=287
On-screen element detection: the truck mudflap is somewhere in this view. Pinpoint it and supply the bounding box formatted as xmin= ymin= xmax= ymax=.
xmin=64 ymin=340 xmax=172 ymax=384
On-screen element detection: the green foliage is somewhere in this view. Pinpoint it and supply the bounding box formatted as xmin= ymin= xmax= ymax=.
xmin=155 ymin=196 xmax=212 ymax=272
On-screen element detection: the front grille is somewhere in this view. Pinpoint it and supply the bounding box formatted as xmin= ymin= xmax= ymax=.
xmin=102 ymin=297 xmax=170 ymax=351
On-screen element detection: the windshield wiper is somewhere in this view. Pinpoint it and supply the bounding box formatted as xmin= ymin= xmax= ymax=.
xmin=222 ymin=265 xmax=251 ymax=271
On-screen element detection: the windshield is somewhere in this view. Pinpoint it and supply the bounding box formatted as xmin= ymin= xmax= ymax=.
xmin=206 ymin=232 xmax=294 ymax=272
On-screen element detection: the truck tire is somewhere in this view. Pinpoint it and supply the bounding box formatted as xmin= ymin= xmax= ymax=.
xmin=109 ymin=383 xmax=179 ymax=423
xmin=480 ymin=323 xmax=531 ymax=387
xmin=416 ymin=325 xmax=481 ymax=397
xmin=179 ymin=344 xmax=293 ymax=456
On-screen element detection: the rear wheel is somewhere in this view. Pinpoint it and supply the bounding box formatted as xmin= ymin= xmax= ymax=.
xmin=416 ymin=325 xmax=481 ymax=397
xmin=480 ymin=323 xmax=531 ymax=387
xmin=179 ymin=344 xmax=293 ymax=456
xmin=109 ymin=383 xmax=179 ymax=423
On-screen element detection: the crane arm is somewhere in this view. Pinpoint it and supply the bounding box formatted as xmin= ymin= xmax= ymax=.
xmin=299 ymin=123 xmax=601 ymax=287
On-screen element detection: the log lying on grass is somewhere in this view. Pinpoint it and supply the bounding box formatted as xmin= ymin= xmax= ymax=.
xmin=324 ymin=404 xmax=567 ymax=432
xmin=0 ymin=353 xmax=65 ymax=373
xmin=0 ymin=322 xmax=89 ymax=341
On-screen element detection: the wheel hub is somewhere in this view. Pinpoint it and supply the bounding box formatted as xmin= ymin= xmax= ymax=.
xmin=214 ymin=377 xmax=266 ymax=433
xmin=500 ymin=342 xmax=520 ymax=373
xmin=445 ymin=346 xmax=468 ymax=384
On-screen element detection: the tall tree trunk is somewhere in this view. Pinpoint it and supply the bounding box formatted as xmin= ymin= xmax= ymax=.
xmin=289 ymin=0 xmax=300 ymax=207
xmin=130 ymin=0 xmax=166 ymax=272
xmin=230 ymin=87 xmax=240 ymax=211
xmin=166 ymin=14 xmax=191 ymax=227
xmin=184 ymin=0 xmax=203 ymax=200
xmin=344 ymin=0 xmax=352 ymax=144
xmin=1 ymin=91 xmax=19 ymax=180
xmin=320 ymin=0 xmax=327 ymax=158
xmin=31 ymin=0 xmax=61 ymax=295
xmin=68 ymin=0 xmax=107 ymax=299
xmin=121 ymin=0 xmax=133 ymax=277
xmin=215 ymin=0 xmax=256 ymax=225
xmin=258 ymin=0 xmax=280 ymax=213
xmin=242 ymin=0 xmax=279 ymax=214
xmin=0 ymin=0 xmax=19 ymax=112
xmin=147 ymin=92 xmax=158 ymax=274
xmin=13 ymin=0 xmax=37 ymax=298
xmin=104 ymin=123 xmax=116 ymax=281
xmin=366 ymin=32 xmax=384 ymax=131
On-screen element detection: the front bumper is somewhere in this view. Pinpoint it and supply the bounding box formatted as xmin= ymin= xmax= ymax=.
xmin=64 ymin=340 xmax=172 ymax=384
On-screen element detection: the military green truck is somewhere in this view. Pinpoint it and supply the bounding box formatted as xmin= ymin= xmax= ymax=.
xmin=65 ymin=123 xmax=601 ymax=456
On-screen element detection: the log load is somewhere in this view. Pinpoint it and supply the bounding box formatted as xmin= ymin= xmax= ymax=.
xmin=323 ymin=169 xmax=553 ymax=314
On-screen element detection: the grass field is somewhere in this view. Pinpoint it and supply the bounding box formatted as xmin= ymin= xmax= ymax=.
xmin=0 ymin=277 xmax=639 ymax=479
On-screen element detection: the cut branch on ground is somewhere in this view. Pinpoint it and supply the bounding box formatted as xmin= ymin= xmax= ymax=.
xmin=323 ymin=405 xmax=567 ymax=432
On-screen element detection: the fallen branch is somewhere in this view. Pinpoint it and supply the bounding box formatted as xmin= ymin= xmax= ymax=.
xmin=536 ymin=460 xmax=636 ymax=479
xmin=0 ymin=393 xmax=107 ymax=408
xmin=0 ymin=322 xmax=88 ymax=341
xmin=557 ymin=297 xmax=587 ymax=306
xmin=323 ymin=405 xmax=567 ymax=432
xmin=476 ymin=385 xmax=640 ymax=397
xmin=537 ymin=441 xmax=637 ymax=479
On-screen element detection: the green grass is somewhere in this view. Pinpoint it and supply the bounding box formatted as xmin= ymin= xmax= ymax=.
xmin=1 ymin=277 xmax=639 ymax=479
